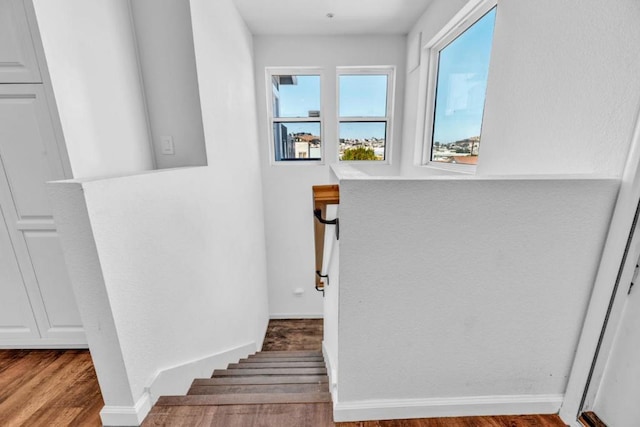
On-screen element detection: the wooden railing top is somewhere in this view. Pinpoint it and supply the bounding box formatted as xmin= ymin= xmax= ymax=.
xmin=312 ymin=185 xmax=340 ymax=205
xmin=312 ymin=185 xmax=340 ymax=292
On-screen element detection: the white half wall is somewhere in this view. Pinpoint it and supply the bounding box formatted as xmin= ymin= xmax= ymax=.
xmin=253 ymin=35 xmax=407 ymax=317
xmin=32 ymin=0 xmax=154 ymax=178
xmin=333 ymin=166 xmax=619 ymax=421
xmin=50 ymin=167 xmax=269 ymax=425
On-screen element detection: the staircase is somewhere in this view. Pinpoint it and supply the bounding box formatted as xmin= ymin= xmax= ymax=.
xmin=144 ymin=350 xmax=334 ymax=426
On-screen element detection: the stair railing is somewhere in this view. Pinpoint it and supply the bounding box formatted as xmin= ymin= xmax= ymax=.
xmin=312 ymin=185 xmax=340 ymax=293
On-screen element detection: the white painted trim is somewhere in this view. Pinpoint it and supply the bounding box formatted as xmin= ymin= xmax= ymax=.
xmin=264 ymin=67 xmax=326 ymax=165
xmin=336 ymin=66 xmax=396 ymax=165
xmin=269 ymin=313 xmax=324 ymax=319
xmin=0 ymin=341 xmax=88 ymax=349
xmin=100 ymin=392 xmax=152 ymax=427
xmin=334 ymin=394 xmax=563 ymax=423
xmin=99 ymin=342 xmax=256 ymax=426
xmin=414 ymin=0 xmax=497 ymax=169
xmin=560 ymin=99 xmax=640 ymax=423
xmin=322 ymin=341 xmax=338 ymax=404
xmin=146 ymin=342 xmax=256 ymax=403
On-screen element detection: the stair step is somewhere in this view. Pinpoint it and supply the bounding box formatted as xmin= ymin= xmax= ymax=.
xmin=156 ymin=392 xmax=332 ymax=406
xmin=240 ymin=356 xmax=324 ymax=363
xmin=188 ymin=382 xmax=329 ymax=395
xmin=192 ymin=375 xmax=328 ymax=386
xmin=229 ymin=361 xmax=325 ymax=369
xmin=212 ymin=367 xmax=327 ymax=377
xmin=250 ymin=351 xmax=323 ymax=358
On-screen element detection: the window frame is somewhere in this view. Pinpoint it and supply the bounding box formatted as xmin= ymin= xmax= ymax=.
xmin=336 ymin=66 xmax=395 ymax=163
xmin=416 ymin=0 xmax=497 ymax=173
xmin=265 ymin=67 xmax=325 ymax=165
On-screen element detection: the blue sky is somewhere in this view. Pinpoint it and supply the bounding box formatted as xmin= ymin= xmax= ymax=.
xmin=432 ymin=8 xmax=496 ymax=144
xmin=277 ymin=74 xmax=388 ymax=139
xmin=275 ymin=8 xmax=495 ymax=144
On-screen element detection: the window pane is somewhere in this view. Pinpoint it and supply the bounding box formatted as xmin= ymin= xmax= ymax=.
xmin=339 ymin=122 xmax=386 ymax=161
xmin=273 ymin=122 xmax=321 ymax=161
xmin=272 ymin=75 xmax=320 ymax=118
xmin=339 ymin=75 xmax=387 ymax=117
xmin=431 ymin=8 xmax=496 ymax=165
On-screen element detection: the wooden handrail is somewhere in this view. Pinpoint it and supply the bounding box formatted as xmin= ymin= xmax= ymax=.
xmin=312 ymin=185 xmax=340 ymax=291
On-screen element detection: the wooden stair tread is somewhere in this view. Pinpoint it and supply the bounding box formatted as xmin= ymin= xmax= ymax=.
xmin=240 ymin=356 xmax=324 ymax=363
xmin=192 ymin=375 xmax=328 ymax=386
xmin=250 ymin=351 xmax=322 ymax=358
xmin=188 ymin=382 xmax=329 ymax=395
xmin=229 ymin=361 xmax=325 ymax=369
xmin=156 ymin=392 xmax=332 ymax=406
xmin=212 ymin=367 xmax=327 ymax=376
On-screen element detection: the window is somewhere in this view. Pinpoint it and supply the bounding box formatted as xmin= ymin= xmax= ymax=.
xmin=422 ymin=1 xmax=496 ymax=169
xmin=267 ymin=70 xmax=322 ymax=162
xmin=338 ymin=68 xmax=394 ymax=161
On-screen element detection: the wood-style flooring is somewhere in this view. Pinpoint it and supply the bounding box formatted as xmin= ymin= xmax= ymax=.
xmin=262 ymin=318 xmax=324 ymax=351
xmin=0 ymin=320 xmax=568 ymax=427
xmin=0 ymin=349 xmax=102 ymax=427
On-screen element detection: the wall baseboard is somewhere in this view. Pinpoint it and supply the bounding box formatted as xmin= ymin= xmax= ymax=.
xmin=100 ymin=392 xmax=152 ymax=426
xmin=99 ymin=342 xmax=256 ymax=426
xmin=322 ymin=341 xmax=338 ymax=404
xmin=334 ymin=393 xmax=564 ymax=422
xmin=269 ymin=313 xmax=323 ymax=319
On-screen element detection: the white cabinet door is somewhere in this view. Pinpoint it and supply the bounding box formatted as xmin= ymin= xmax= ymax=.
xmin=0 ymin=0 xmax=41 ymax=83
xmin=0 ymin=207 xmax=40 ymax=340
xmin=0 ymin=84 xmax=86 ymax=347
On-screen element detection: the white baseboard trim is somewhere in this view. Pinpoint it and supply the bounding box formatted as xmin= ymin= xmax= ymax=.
xmin=322 ymin=341 xmax=338 ymax=403
xmin=147 ymin=342 xmax=257 ymax=403
xmin=333 ymin=393 xmax=564 ymax=422
xmin=269 ymin=313 xmax=323 ymax=319
xmin=100 ymin=392 xmax=152 ymax=426
xmin=99 ymin=342 xmax=256 ymax=426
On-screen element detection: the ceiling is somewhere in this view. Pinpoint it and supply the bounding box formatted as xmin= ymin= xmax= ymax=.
xmin=232 ymin=0 xmax=433 ymax=36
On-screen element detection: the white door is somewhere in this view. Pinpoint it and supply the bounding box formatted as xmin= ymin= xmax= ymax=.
xmin=0 ymin=0 xmax=41 ymax=83
xmin=0 ymin=84 xmax=85 ymax=346
xmin=591 ymin=258 xmax=640 ymax=426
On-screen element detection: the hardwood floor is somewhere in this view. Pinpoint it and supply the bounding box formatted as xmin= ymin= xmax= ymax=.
xmin=0 ymin=349 xmax=102 ymax=427
xmin=0 ymin=320 xmax=568 ymax=427
xmin=262 ymin=318 xmax=323 ymax=351
xmin=335 ymin=414 xmax=567 ymax=427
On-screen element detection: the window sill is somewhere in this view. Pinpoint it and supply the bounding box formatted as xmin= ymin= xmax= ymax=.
xmin=423 ymin=161 xmax=477 ymax=175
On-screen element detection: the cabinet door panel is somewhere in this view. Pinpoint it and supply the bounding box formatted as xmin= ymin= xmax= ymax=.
xmin=23 ymin=231 xmax=83 ymax=331
xmin=0 ymin=85 xmax=66 ymax=219
xmin=0 ymin=84 xmax=85 ymax=346
xmin=0 ymin=208 xmax=39 ymax=339
xmin=0 ymin=0 xmax=41 ymax=83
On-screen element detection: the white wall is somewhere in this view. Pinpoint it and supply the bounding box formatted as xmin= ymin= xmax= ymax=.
xmin=478 ymin=0 xmax=640 ymax=176
xmin=130 ymin=0 xmax=208 ymax=169
xmin=322 ymin=203 xmax=340 ymax=402
xmin=51 ymin=167 xmax=269 ymax=425
xmin=402 ymin=0 xmax=640 ymax=177
xmin=400 ymin=0 xmax=468 ymax=176
xmin=253 ymin=35 xmax=407 ymax=317
xmin=333 ymin=166 xmax=619 ymax=421
xmin=45 ymin=0 xmax=270 ymax=424
xmin=32 ymin=0 xmax=155 ymax=178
